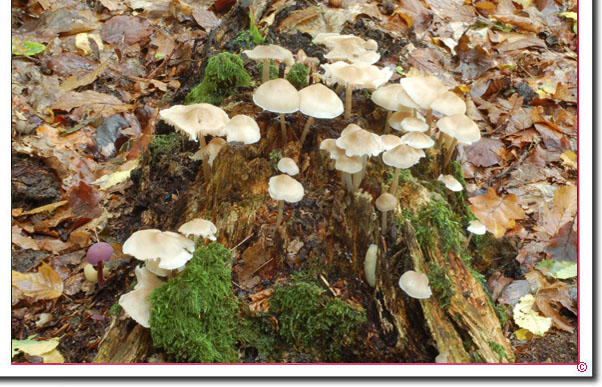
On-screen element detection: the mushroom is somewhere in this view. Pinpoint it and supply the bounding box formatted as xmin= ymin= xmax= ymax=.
xmin=382 ymin=144 xmax=425 ymax=194
xmin=122 ymin=229 xmax=195 ymax=270
xmin=465 ymin=219 xmax=487 ymax=248
xmin=401 ymin=131 xmax=435 ymax=149
xmin=336 ymin=125 xmax=384 ymax=191
xmin=431 ymin=91 xmax=466 ymax=117
xmin=159 ymin=103 xmax=230 ymax=182
xmin=320 ymin=35 xmax=380 ymax=64
xmin=375 ymin=192 xmax=397 ymax=232
xmin=277 ymin=157 xmax=299 ymax=176
xmin=205 ymin=138 xmax=227 ymax=168
xmin=380 ymin=134 xmax=403 ymax=151
xmin=436 ymin=114 xmax=481 ymax=171
xmin=400 ymin=116 xmax=429 ymax=133
xmin=268 ymin=174 xmax=305 ymax=237
xmin=398 ymin=270 xmax=432 ymax=299
xmin=388 ymin=110 xmax=424 ymax=132
xmin=86 ymin=242 xmax=113 ymax=287
xmin=319 ymin=138 xmax=346 ymax=160
xmin=243 ymin=44 xmax=294 ymax=83
xmin=83 ymin=263 xmax=110 ymax=284
xmin=437 ymin=174 xmax=463 ymax=192
xmin=298 ymin=83 xmax=344 ymax=145
xmin=253 ymin=78 xmax=300 ymax=145
xmin=118 ymin=266 xmax=164 ymax=328
xmin=372 ymin=84 xmax=406 ymax=133
xmin=399 ymin=75 xmax=448 ymax=131
xmin=335 ymin=154 xmax=363 ymax=192
xmin=225 ymin=115 xmax=261 ymax=145
xmin=364 ymin=244 xmax=378 ymax=287
xmin=178 ymin=218 xmax=218 ymax=243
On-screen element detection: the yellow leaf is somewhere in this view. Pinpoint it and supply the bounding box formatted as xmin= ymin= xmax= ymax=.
xmin=513 ymin=294 xmax=552 ymax=336
xmin=12 ymin=262 xmax=63 ymax=302
xmin=42 ymin=348 xmax=65 ymax=363
xmin=514 ymin=328 xmax=533 ymax=341
xmin=19 ymin=200 xmax=68 ymax=216
xmin=12 ymin=336 xmax=59 ymax=357
xmin=560 ymin=150 xmax=577 ymax=169
xmin=94 ymin=159 xmax=139 ymax=190
xmin=559 ymin=12 xmax=577 ymax=21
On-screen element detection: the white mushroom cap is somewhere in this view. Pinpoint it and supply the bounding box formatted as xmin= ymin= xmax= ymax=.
xmin=145 ymin=258 xmax=171 ymax=277
xmin=335 ymin=154 xmax=363 ymax=174
xmin=243 ymin=44 xmax=294 ymax=67
xmin=399 ymin=75 xmax=448 ymax=110
xmin=388 ymin=111 xmax=420 ymax=131
xmin=253 ymin=78 xmax=300 ymax=114
xmin=380 ymin=134 xmax=403 ymax=151
xmin=299 ymin=83 xmax=344 ymax=119
xmin=268 ymin=174 xmax=304 ymax=203
xmin=431 ymin=91 xmax=466 ymax=116
xmin=178 ymin=218 xmax=218 ymax=241
xmin=159 ymin=103 xmax=230 ymax=141
xmin=205 ymin=137 xmax=227 ymax=167
xmin=400 ymin=117 xmax=429 ymax=133
xmin=375 ymin=192 xmax=397 ymax=212
xmin=398 ymin=270 xmax=432 ymax=299
xmin=321 ymin=62 xmax=393 ymax=90
xmin=436 ymin=114 xmax=481 ymax=144
xmin=340 ymin=123 xmax=363 ymax=137
xmin=314 ymin=33 xmax=378 ymax=51
xmin=336 ymin=128 xmax=384 ymax=157
xmin=372 ymin=84 xmax=406 ymax=111
xmin=118 ymin=266 xmax=164 ymax=328
xmin=225 ymin=115 xmax=261 ymax=144
xmin=321 ymin=36 xmax=380 ymax=64
xmin=122 ymin=229 xmax=195 ymax=270
xmin=320 ymin=138 xmax=345 ymax=160
xmin=438 ymin=174 xmax=463 ymax=192
xmin=277 ymin=157 xmax=299 ymax=176
xmin=467 ymin=219 xmax=487 ymax=235
xmin=382 ymin=144 xmax=425 ymax=169
xmin=396 ymin=87 xmax=422 ymax=110
xmin=401 ymin=132 xmax=435 ymax=149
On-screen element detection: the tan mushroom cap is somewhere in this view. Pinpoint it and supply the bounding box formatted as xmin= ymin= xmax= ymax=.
xmin=277 ymin=157 xmax=299 ymax=176
xmin=159 ymin=103 xmax=230 ymax=141
xmin=388 ymin=111 xmax=421 ymax=131
xmin=118 ymin=266 xmax=164 ymax=328
xmin=401 ymin=131 xmax=435 ymax=149
xmin=380 ymin=134 xmax=403 ymax=151
xmin=225 ymin=115 xmax=261 ymax=144
xmin=375 ymin=192 xmax=397 ymax=212
xmin=253 ymin=78 xmax=300 ymax=114
xmin=243 ymin=44 xmax=294 ymax=66
xmin=178 ymin=218 xmax=218 ymax=241
xmin=340 ymin=123 xmax=363 ymax=137
xmin=437 ymin=174 xmax=463 ymax=192
xmin=321 ymin=61 xmax=393 ymax=90
xmin=205 ymin=138 xmax=227 ymax=167
xmin=314 ymin=33 xmax=378 ymax=51
xmin=299 ymin=83 xmax=344 ymax=119
xmin=436 ymin=114 xmax=481 ymax=144
xmin=431 ymin=91 xmax=466 ymax=116
xmin=122 ymin=229 xmax=195 ymax=270
xmin=335 ymin=154 xmax=363 ymax=174
xmin=336 ymin=127 xmax=384 ymax=157
xmin=372 ymin=84 xmax=406 ymax=111
xmin=320 ymin=138 xmax=345 ymax=160
xmin=401 ymin=117 xmax=429 ymax=133
xmin=399 ymin=75 xmax=448 ymax=110
xmin=382 ymin=144 xmax=425 ymax=169
xmin=268 ymin=174 xmax=304 ymax=203
xmin=321 ymin=35 xmax=380 ymax=64
xmin=398 ymin=270 xmax=432 ymax=299
xmin=145 ymin=258 xmax=171 ymax=277
xmin=396 ymin=87 xmax=422 ymax=110
xmin=467 ymin=219 xmax=487 ymax=235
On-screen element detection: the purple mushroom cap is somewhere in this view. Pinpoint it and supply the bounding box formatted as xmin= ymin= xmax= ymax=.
xmin=87 ymin=242 xmax=114 ymax=265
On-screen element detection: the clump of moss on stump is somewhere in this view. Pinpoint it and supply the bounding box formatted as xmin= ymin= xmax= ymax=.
xmin=148 ymin=243 xmax=242 ymax=363
xmin=185 ymin=52 xmax=251 ymax=105
xmin=285 ymin=63 xmax=309 ymax=89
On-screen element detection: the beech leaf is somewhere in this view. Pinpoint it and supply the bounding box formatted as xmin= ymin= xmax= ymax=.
xmin=12 ymin=262 xmax=64 ymax=302
xmin=463 ymin=137 xmax=504 ymax=167
xmin=540 ymin=185 xmax=577 ymax=236
xmin=513 ymin=294 xmax=552 ymax=336
xmin=535 ymin=259 xmax=577 ymax=279
xmin=469 ymin=188 xmax=526 ymax=238
xmin=544 ymin=221 xmax=577 ymax=262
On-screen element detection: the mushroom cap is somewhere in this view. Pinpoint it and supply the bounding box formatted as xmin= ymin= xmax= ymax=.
xmin=268 ymin=174 xmax=304 ymax=203
xmin=159 ymin=103 xmax=230 ymax=141
xmin=400 ymin=116 xmax=429 ymax=132
xmin=253 ymin=78 xmax=300 ymax=114
xmin=243 ymin=44 xmax=294 ymax=66
xmin=205 ymin=137 xmax=227 ymax=167
xmin=178 ymin=218 xmax=218 ymax=241
xmin=396 ymin=86 xmax=422 ymax=110
xmin=398 ymin=270 xmax=432 ymax=299
xmin=340 ymin=123 xmax=363 ymax=137
xmin=321 ymin=62 xmax=392 ymax=90
xmin=399 ymin=75 xmax=448 ymax=109
xmin=225 ymin=115 xmax=261 ymax=144
xmin=372 ymin=84 xmax=405 ymax=111
xmin=277 ymin=157 xmax=299 ymax=176
xmin=431 ymin=91 xmax=466 ymax=116
xmin=380 ymin=134 xmax=403 ymax=151
xmin=436 ymin=114 xmax=481 ymax=144
xmin=336 ymin=127 xmax=384 ymax=157
xmin=382 ymin=144 xmax=425 ymax=169
xmin=375 ymin=192 xmax=398 ymax=212
xmin=314 ymin=33 xmax=378 ymax=51
xmin=320 ymin=35 xmax=380 ymax=64
xmin=145 ymin=258 xmax=171 ymax=277
xmin=299 ymin=83 xmax=344 ymax=119
xmin=118 ymin=266 xmax=163 ymax=328
xmin=319 ymin=138 xmax=345 ymax=160
xmin=401 ymin=131 xmax=435 ymax=149
xmin=438 ymin=174 xmax=463 ymax=192
xmin=364 ymin=244 xmax=378 ymax=287
xmin=122 ymin=229 xmax=195 ymax=270
xmin=335 ymin=154 xmax=363 ymax=174
xmin=86 ymin=242 xmax=113 ymax=265
xmin=388 ymin=111 xmax=421 ymax=131
xmin=467 ymin=219 xmax=487 ymax=235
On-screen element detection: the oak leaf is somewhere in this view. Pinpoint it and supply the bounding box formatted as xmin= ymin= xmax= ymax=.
xmin=469 ymin=188 xmax=526 ymax=238
xmin=12 ymin=262 xmax=63 ymax=302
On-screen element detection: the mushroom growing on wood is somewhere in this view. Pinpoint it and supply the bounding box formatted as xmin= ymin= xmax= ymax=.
xmin=398 ymin=270 xmax=432 ymax=299
xmin=399 ymin=75 xmax=448 ymax=131
xmin=122 ymin=229 xmax=195 ymax=270
xmin=372 ymin=84 xmax=406 ymax=133
xmin=244 ymin=44 xmax=294 ymax=83
xmin=298 ymin=83 xmax=343 ymax=145
xmin=437 ymin=174 xmax=463 ymax=192
xmin=364 ymin=244 xmax=378 ymax=287
xmin=375 ymin=192 xmax=397 ymax=232
xmin=465 ymin=219 xmax=487 ymax=248
xmin=178 ymin=218 xmax=218 ymax=243
xmin=436 ymin=114 xmax=481 ymax=171
xmin=224 ymin=115 xmax=261 ymax=145
xmin=253 ymin=78 xmax=300 ymax=145
xmin=382 ymin=144 xmax=425 ymax=194
xmin=118 ymin=266 xmax=164 ymax=328
xmin=336 ymin=125 xmax=384 ymax=191
xmin=268 ymin=174 xmax=305 ymax=237
xmin=277 ymin=157 xmax=299 ymax=176
xmin=314 ymin=33 xmax=379 ymax=65
xmin=335 ymin=154 xmax=363 ymax=192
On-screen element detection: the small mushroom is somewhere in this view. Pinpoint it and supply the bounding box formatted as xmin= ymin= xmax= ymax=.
xmin=335 ymin=154 xmax=363 ymax=192
xmin=380 ymin=134 xmax=403 ymax=151
xmin=86 ymin=242 xmax=113 ymax=288
xmin=364 ymin=244 xmax=378 ymax=287
xmin=398 ymin=270 xmax=432 ymax=299
xmin=268 ymin=174 xmax=305 ymax=237
xmin=178 ymin=218 xmax=218 ymax=243
xmin=401 ymin=131 xmax=435 ymax=149
xmin=244 ymin=44 xmax=294 ymax=83
xmin=436 ymin=114 xmax=481 ymax=171
xmin=253 ymin=78 xmax=300 ymax=145
xmin=437 ymin=174 xmax=463 ymax=192
xmin=382 ymin=144 xmax=425 ymax=194
xmin=122 ymin=229 xmax=195 ymax=270
xmin=372 ymin=84 xmax=406 ymax=132
xmin=118 ymin=266 xmax=164 ymax=328
xmin=225 ymin=115 xmax=261 ymax=145
xmin=336 ymin=125 xmax=384 ymax=191
xmin=465 ymin=219 xmax=487 ymax=248
xmin=298 ymin=83 xmax=343 ymax=145
xmin=375 ymin=192 xmax=397 ymax=232
xmin=399 ymin=75 xmax=448 ymax=131
xmin=277 ymin=157 xmax=299 ymax=176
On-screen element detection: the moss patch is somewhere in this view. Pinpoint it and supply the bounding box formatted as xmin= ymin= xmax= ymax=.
xmin=285 ymin=63 xmax=309 ymax=89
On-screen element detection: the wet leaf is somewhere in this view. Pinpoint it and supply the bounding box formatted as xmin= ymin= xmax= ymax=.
xmin=463 ymin=137 xmax=504 ymax=167
xmin=544 ymin=221 xmax=577 ymax=262
xmin=11 ymin=38 xmax=45 ymax=56
xmin=12 ymin=262 xmax=64 ymax=302
xmin=535 ymin=259 xmax=577 ymax=280
xmin=469 ymin=188 xmax=526 ymax=238
xmin=513 ymin=294 xmax=552 ymax=336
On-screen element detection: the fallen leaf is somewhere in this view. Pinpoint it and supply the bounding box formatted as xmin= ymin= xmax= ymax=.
xmin=12 ymin=262 xmax=64 ymax=302
xmin=560 ymin=150 xmax=577 ymax=169
xmin=59 ymin=60 xmax=110 ymax=91
xmin=487 ymin=271 xmax=513 ymax=301
xmin=463 ymin=137 xmax=504 ymax=167
xmin=52 ymin=90 xmax=125 ymax=112
xmin=192 ymin=9 xmax=221 ymax=32
xmin=94 ymin=159 xmax=139 ymax=190
xmin=248 ymin=287 xmax=273 ymax=314
xmin=101 ymin=15 xmax=152 ymax=47
xmin=544 ymin=220 xmax=577 ymax=262
xmin=454 ymin=34 xmax=496 ymax=80
xmin=19 ymin=200 xmax=69 ymax=216
xmin=497 ymin=279 xmax=530 ymax=305
xmin=514 ymin=328 xmax=533 ymax=341
xmin=12 ymin=38 xmax=45 ymax=56
xmin=535 ymin=284 xmax=576 ymax=332
xmin=535 ymin=259 xmax=577 ymax=279
xmin=469 ymin=188 xmax=526 ymax=238
xmin=12 ymin=336 xmax=60 ymax=359
xmin=513 ymin=294 xmax=552 ymax=336
xmin=540 ymin=185 xmax=577 ymax=236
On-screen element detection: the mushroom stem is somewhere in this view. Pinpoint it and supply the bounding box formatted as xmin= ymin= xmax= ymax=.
xmin=280 ymin=113 xmax=287 ymax=145
xmin=464 ymin=233 xmax=473 ymax=250
xmin=273 ymin=200 xmax=285 ymax=238
xmin=300 ymin=117 xmax=314 ymax=145
xmin=360 ymin=155 xmax=368 ymax=181
xmin=342 ymin=171 xmax=353 ymax=192
xmin=435 ymin=131 xmax=448 ymax=151
xmin=426 ymin=108 xmax=433 ymax=135
xmin=351 ymin=171 xmax=362 ymax=193
xmin=384 ymin=110 xmax=392 ymax=134
xmin=261 ymin=58 xmax=270 ymax=83
xmin=199 ymin=135 xmax=211 ymax=182
xmin=381 ymin=211 xmax=388 ymax=233
xmin=344 ymin=83 xmax=352 ymax=120
xmin=390 ymin=167 xmax=401 ymax=194
xmin=335 ymin=84 xmax=344 ymax=94
xmin=96 ymin=262 xmax=105 ymax=288
xmin=443 ymin=137 xmax=458 ymax=172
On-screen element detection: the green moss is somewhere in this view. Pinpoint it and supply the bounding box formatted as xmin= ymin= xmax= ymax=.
xmin=232 ymin=7 xmax=264 ymax=49
xmin=269 ymin=274 xmax=366 ymax=361
xmin=409 ymin=200 xmax=464 ymax=257
xmin=427 ymin=262 xmax=454 ymax=310
xmin=257 ymin=61 xmax=279 ymax=80
xmin=108 ymin=302 xmax=122 ymax=317
xmin=489 ymin=341 xmax=508 ymax=362
xmin=285 ymin=63 xmax=309 ymax=89
xmin=269 ymin=148 xmax=282 ymax=169
xmin=149 ymin=132 xmax=182 ymax=165
xmin=185 ymin=52 xmax=251 ymax=105
xmin=149 ymin=243 xmax=242 ymax=363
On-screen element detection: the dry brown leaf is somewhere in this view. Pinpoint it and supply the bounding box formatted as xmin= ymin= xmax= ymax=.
xmin=248 ymin=288 xmax=273 ymax=314
xmin=276 ymin=8 xmax=320 ymax=32
xmin=469 ymin=188 xmax=526 ymax=238
xmin=544 ymin=221 xmax=577 ymax=262
xmin=535 ymin=284 xmax=576 ymax=332
xmin=52 ymin=90 xmax=125 ymax=112
xmin=101 ymin=15 xmax=152 ymax=47
xmin=12 ymin=262 xmax=64 ymax=302
xmin=463 ymin=137 xmax=504 ymax=167
xmin=560 ymin=150 xmax=577 ymax=169
xmin=540 ymin=185 xmax=577 ymax=236
xmin=19 ymin=200 xmax=69 ymax=216
xmin=192 ymin=9 xmax=221 ymax=32
xmin=12 ymin=225 xmax=39 ymax=251
xmin=59 ymin=60 xmax=110 ymax=91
